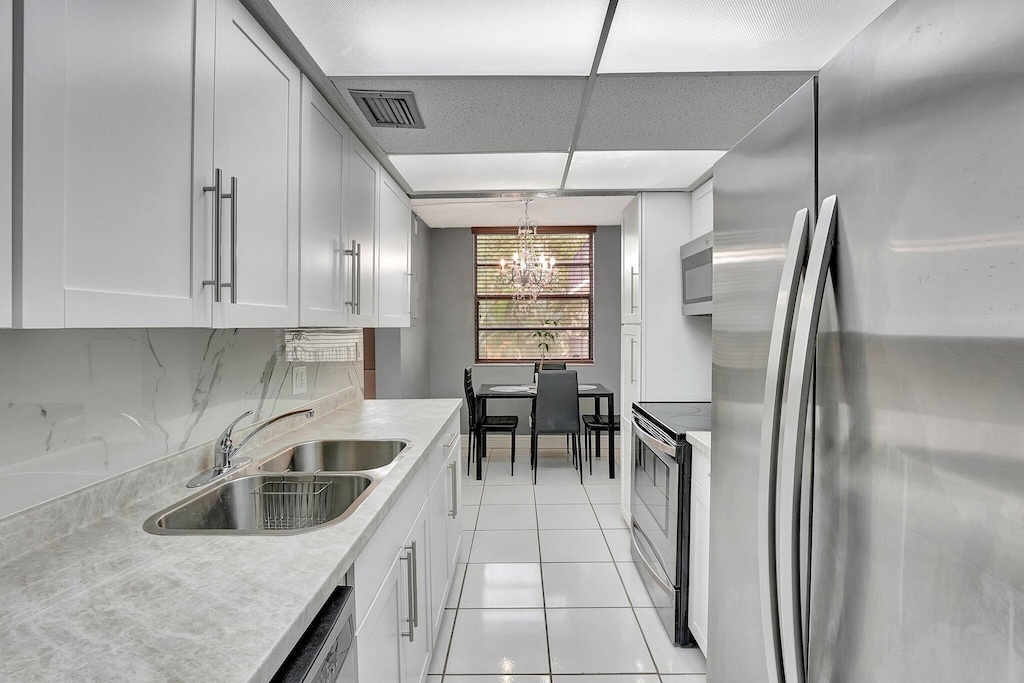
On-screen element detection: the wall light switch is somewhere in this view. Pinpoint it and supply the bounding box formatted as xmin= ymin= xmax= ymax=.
xmin=292 ymin=365 xmax=307 ymax=395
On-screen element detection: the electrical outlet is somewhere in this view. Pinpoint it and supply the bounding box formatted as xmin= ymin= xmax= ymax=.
xmin=292 ymin=365 xmax=307 ymax=395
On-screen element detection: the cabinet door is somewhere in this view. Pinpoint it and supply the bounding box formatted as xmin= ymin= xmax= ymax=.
xmin=445 ymin=446 xmax=463 ymax=574
xmin=377 ymin=171 xmax=412 ymax=327
xmin=688 ymin=470 xmax=711 ymax=654
xmin=428 ymin=462 xmax=451 ymax=639
xmin=0 ymin=0 xmax=11 ymax=328
xmin=345 ymin=136 xmax=379 ymax=326
xmin=691 ymin=178 xmax=714 ymax=237
xmin=357 ymin=552 xmax=407 ymax=683
xmin=17 ymin=0 xmax=196 ymax=328
xmin=621 ymin=195 xmax=642 ymax=324
xmin=403 ymin=500 xmax=432 ymax=683
xmin=207 ymin=0 xmax=300 ymax=327
xmin=299 ymin=78 xmax=350 ymax=327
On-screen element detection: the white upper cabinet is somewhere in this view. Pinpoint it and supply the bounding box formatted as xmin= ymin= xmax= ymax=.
xmin=195 ymin=0 xmax=301 ymax=328
xmin=345 ymin=136 xmax=380 ymax=327
xmin=16 ymin=0 xmax=197 ymax=328
xmin=692 ymin=178 xmax=714 ymax=237
xmin=299 ymin=77 xmax=351 ymax=327
xmin=377 ymin=172 xmax=412 ymax=328
xmin=621 ymin=195 xmax=641 ymax=324
xmin=0 ymin=0 xmax=11 ymax=328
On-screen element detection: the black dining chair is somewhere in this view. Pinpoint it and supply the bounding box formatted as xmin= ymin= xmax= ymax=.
xmin=533 ymin=360 xmax=566 ymax=373
xmin=582 ymin=413 xmax=620 ymax=475
xmin=464 ymin=367 xmax=518 ymax=476
xmin=530 ymin=370 xmax=583 ymax=484
xmin=534 ymin=361 xmax=570 ymax=453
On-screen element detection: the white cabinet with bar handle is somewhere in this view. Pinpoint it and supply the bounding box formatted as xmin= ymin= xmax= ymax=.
xmin=355 ymin=415 xmax=461 ymax=683
xmin=299 ymin=77 xmax=351 ymax=327
xmin=193 ymin=0 xmax=301 ymax=328
xmin=344 ymin=136 xmax=380 ymax=327
xmin=14 ymin=0 xmax=301 ymax=329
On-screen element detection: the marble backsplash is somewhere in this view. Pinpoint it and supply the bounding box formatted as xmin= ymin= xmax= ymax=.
xmin=0 ymin=328 xmax=362 ymax=518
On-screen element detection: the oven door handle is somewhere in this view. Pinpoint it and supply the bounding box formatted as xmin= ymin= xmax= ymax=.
xmin=633 ymin=421 xmax=679 ymax=462
xmin=632 ymin=523 xmax=675 ymax=594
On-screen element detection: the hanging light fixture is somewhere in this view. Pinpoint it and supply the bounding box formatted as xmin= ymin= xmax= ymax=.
xmin=496 ymin=198 xmax=556 ymax=301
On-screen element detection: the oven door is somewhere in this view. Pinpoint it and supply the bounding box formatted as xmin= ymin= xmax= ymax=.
xmin=630 ymin=421 xmax=680 ymax=575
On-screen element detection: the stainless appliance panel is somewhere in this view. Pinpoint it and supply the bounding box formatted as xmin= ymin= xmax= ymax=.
xmin=632 ymin=520 xmax=679 ymax=637
xmin=631 ymin=421 xmax=681 ymax=571
xmin=709 ymin=77 xmax=817 ymax=683
xmin=810 ymin=0 xmax=1024 ymax=680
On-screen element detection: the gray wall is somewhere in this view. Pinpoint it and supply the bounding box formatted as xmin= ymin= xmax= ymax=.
xmin=377 ymin=216 xmax=432 ymax=399
xmin=429 ymin=225 xmax=621 ymax=432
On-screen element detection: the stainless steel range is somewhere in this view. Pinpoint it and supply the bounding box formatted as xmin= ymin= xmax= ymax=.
xmin=630 ymin=401 xmax=711 ymax=646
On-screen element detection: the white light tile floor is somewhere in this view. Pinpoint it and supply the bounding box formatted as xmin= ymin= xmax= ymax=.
xmin=433 ymin=446 xmax=707 ymax=681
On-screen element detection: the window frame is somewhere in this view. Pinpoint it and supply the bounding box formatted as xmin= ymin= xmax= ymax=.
xmin=473 ymin=226 xmax=596 ymax=364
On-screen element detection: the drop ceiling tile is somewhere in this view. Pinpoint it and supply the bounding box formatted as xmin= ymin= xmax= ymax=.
xmin=600 ymin=0 xmax=897 ymax=72
xmin=271 ymin=0 xmax=607 ymax=76
xmin=564 ymin=150 xmax=725 ymax=191
xmin=390 ymin=153 xmax=567 ymax=193
xmin=411 ymin=196 xmax=634 ymax=228
xmin=332 ymin=77 xmax=585 ymax=154
xmin=577 ymin=73 xmax=812 ymax=151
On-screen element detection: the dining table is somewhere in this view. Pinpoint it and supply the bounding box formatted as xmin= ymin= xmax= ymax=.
xmin=474 ymin=382 xmax=616 ymax=482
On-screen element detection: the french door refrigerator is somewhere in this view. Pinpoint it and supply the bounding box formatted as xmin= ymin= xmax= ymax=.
xmin=709 ymin=0 xmax=1024 ymax=681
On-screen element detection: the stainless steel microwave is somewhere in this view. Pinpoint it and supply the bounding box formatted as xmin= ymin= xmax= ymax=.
xmin=679 ymin=232 xmax=712 ymax=316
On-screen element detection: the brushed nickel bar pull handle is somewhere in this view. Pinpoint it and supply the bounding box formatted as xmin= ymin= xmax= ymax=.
xmin=202 ymin=169 xmax=223 ymax=302
xmin=355 ymin=242 xmax=362 ymax=315
xmin=401 ymin=543 xmax=416 ymax=641
xmin=445 ymin=432 xmax=460 ymax=449
xmin=448 ymin=460 xmax=458 ymax=518
xmin=220 ymin=176 xmax=238 ymax=304
xmin=407 ymin=272 xmax=414 ymax=315
xmin=757 ymin=208 xmax=810 ymax=683
xmin=630 ymin=338 xmax=637 ymax=384
xmin=630 ymin=267 xmax=639 ymax=312
xmin=778 ymin=195 xmax=838 ymax=683
xmin=343 ymin=240 xmax=357 ymax=311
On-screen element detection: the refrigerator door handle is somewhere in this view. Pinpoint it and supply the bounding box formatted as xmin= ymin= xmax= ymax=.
xmin=757 ymin=208 xmax=811 ymax=683
xmin=777 ymin=195 xmax=838 ymax=683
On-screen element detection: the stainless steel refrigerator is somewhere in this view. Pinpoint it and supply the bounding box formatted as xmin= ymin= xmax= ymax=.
xmin=709 ymin=0 xmax=1024 ymax=681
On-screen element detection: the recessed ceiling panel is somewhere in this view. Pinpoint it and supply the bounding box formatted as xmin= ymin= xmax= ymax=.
xmin=271 ymin=0 xmax=607 ymax=76
xmin=600 ymin=0 xmax=897 ymax=72
xmin=564 ymin=150 xmax=726 ymax=190
xmin=578 ymin=73 xmax=811 ymax=151
xmin=390 ymin=153 xmax=568 ymax=193
xmin=411 ymin=196 xmax=634 ymax=228
xmin=332 ymin=77 xmax=585 ymax=154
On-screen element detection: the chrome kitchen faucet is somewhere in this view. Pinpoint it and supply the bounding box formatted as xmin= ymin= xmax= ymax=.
xmin=187 ymin=408 xmax=315 ymax=488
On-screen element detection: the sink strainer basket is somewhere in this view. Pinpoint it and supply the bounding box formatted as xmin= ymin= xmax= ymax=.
xmin=252 ymin=477 xmax=333 ymax=530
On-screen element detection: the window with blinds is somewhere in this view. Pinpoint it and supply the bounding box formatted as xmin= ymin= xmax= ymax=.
xmin=474 ymin=227 xmax=595 ymax=363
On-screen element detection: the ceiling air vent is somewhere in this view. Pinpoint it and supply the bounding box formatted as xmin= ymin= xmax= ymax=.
xmin=349 ymin=90 xmax=425 ymax=129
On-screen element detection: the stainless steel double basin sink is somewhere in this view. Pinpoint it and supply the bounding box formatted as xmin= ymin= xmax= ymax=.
xmin=143 ymin=440 xmax=407 ymax=535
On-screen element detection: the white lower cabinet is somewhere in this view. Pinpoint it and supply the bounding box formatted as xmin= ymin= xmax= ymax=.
xmin=356 ymin=417 xmax=461 ymax=683
xmin=356 ymin=551 xmax=407 ymax=683
xmin=688 ymin=446 xmax=711 ymax=654
xmin=428 ymin=433 xmax=462 ymax=637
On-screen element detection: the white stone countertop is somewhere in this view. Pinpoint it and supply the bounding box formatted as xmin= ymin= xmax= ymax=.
xmin=687 ymin=430 xmax=711 ymax=455
xmin=0 ymin=398 xmax=462 ymax=683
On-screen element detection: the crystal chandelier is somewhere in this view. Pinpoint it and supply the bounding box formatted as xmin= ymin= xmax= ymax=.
xmin=496 ymin=199 xmax=556 ymax=302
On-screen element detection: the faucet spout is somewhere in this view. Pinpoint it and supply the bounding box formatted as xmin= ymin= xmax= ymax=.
xmin=188 ymin=407 xmax=316 ymax=488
